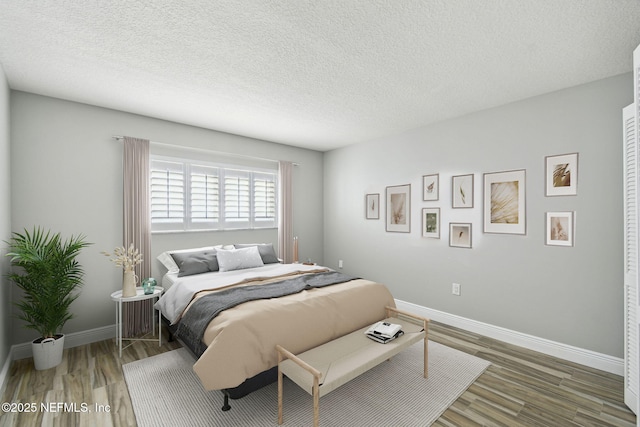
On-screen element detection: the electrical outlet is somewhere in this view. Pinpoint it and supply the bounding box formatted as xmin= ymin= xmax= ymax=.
xmin=452 ymin=283 xmax=461 ymax=296
xmin=338 ymin=259 xmax=343 ymax=268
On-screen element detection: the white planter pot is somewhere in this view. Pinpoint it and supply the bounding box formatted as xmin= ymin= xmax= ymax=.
xmin=32 ymin=334 xmax=65 ymax=370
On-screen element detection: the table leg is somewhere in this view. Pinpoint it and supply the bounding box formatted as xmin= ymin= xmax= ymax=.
xmin=114 ymin=302 xmax=118 ymax=356
xmin=152 ymin=298 xmax=156 ymax=337
xmin=118 ymin=299 xmax=123 ymax=357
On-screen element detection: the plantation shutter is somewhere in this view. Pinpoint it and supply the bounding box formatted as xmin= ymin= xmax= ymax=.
xmin=190 ymin=164 xmax=219 ymax=227
xmin=149 ymin=154 xmax=278 ymax=231
xmin=253 ymin=172 xmax=277 ymax=228
xmin=150 ymin=159 xmax=185 ymax=230
xmin=624 ymin=102 xmax=639 ymax=415
xmin=224 ymin=169 xmax=251 ymax=227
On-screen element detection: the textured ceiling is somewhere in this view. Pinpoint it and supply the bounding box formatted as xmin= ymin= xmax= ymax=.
xmin=1 ymin=1 xmax=640 ymax=151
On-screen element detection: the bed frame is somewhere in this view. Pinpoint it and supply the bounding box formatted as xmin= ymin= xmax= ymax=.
xmin=164 ymin=316 xmax=275 ymax=411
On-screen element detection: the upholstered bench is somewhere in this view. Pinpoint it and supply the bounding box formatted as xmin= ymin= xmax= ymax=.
xmin=276 ymin=306 xmax=429 ymax=427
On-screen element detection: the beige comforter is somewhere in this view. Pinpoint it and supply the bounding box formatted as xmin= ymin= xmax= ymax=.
xmin=187 ymin=272 xmax=395 ymax=390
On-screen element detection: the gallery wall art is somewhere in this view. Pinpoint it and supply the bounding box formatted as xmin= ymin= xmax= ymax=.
xmin=546 ymin=211 xmax=574 ymax=246
xmin=422 ymin=207 xmax=440 ymax=238
xmin=483 ymin=169 xmax=526 ymax=235
xmin=366 ymin=152 xmax=577 ymax=247
xmin=386 ymin=184 xmax=411 ymax=232
xmin=422 ymin=174 xmax=439 ymax=201
xmin=545 ymin=153 xmax=578 ymax=196
xmin=366 ymin=193 xmax=379 ymax=219
xmin=449 ymin=223 xmax=472 ymax=248
xmin=452 ymin=174 xmax=474 ymax=208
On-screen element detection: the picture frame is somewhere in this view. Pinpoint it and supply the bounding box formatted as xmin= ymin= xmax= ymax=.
xmin=449 ymin=223 xmax=472 ymax=248
xmin=422 ymin=174 xmax=439 ymax=201
xmin=365 ymin=193 xmax=380 ymax=219
xmin=545 ymin=153 xmax=578 ymax=196
xmin=386 ymin=184 xmax=411 ymax=233
xmin=483 ymin=169 xmax=526 ymax=235
xmin=422 ymin=208 xmax=440 ymax=238
xmin=546 ymin=211 xmax=574 ymax=246
xmin=452 ymin=174 xmax=474 ymax=208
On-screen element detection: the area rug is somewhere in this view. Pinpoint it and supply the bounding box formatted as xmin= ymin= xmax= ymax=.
xmin=123 ymin=341 xmax=490 ymax=426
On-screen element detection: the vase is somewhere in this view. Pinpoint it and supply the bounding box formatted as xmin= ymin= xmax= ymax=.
xmin=142 ymin=277 xmax=157 ymax=295
xmin=122 ymin=269 xmax=138 ymax=298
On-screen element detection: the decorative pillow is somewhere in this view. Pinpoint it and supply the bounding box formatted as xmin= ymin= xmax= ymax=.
xmin=217 ymin=246 xmax=265 ymax=272
xmin=171 ymin=249 xmax=219 ymax=277
xmin=234 ymin=243 xmax=279 ymax=264
xmin=157 ymin=245 xmax=220 ymax=273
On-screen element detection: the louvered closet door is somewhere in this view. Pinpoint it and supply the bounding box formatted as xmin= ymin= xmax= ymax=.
xmin=624 ymin=103 xmax=638 ymax=415
xmin=634 ymin=43 xmax=640 ymax=425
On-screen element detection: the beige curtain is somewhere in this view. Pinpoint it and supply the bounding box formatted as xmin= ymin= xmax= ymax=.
xmin=122 ymin=136 xmax=152 ymax=337
xmin=278 ymin=161 xmax=294 ymax=263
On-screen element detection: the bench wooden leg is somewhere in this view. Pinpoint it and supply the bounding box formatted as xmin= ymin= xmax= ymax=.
xmin=313 ymin=377 xmax=319 ymax=427
xmin=278 ymin=353 xmax=283 ymax=425
xmin=424 ymin=319 xmax=429 ymax=379
xmin=383 ymin=305 xmax=430 ymax=379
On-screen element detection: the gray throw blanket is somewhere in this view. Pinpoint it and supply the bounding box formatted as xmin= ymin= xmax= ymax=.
xmin=175 ymin=271 xmax=357 ymax=357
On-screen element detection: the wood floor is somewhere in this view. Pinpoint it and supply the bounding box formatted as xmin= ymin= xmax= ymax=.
xmin=0 ymin=322 xmax=636 ymax=426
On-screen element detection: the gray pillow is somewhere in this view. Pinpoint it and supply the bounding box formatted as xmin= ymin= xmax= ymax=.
xmin=171 ymin=249 xmax=219 ymax=277
xmin=234 ymin=243 xmax=279 ymax=264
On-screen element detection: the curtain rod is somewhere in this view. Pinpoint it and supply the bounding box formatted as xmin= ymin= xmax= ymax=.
xmin=112 ymin=135 xmax=299 ymax=166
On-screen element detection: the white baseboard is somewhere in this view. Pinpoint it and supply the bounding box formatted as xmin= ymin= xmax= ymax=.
xmin=0 ymin=324 xmax=116 ymax=397
xmin=395 ymin=299 xmax=624 ymax=376
xmin=10 ymin=324 xmax=116 ymax=361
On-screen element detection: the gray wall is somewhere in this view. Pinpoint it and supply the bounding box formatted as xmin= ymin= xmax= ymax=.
xmin=324 ymin=73 xmax=631 ymax=358
xmin=9 ymin=91 xmax=324 ymax=345
xmin=0 ymin=66 xmax=11 ymax=371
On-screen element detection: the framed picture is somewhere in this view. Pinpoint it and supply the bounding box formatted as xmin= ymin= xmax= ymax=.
xmin=449 ymin=223 xmax=472 ymax=248
xmin=422 ymin=208 xmax=440 ymax=238
xmin=452 ymin=174 xmax=474 ymax=208
xmin=483 ymin=169 xmax=526 ymax=235
xmin=423 ymin=174 xmax=439 ymax=201
xmin=545 ymin=153 xmax=578 ymax=196
xmin=366 ymin=193 xmax=380 ymax=219
xmin=546 ymin=211 xmax=574 ymax=246
xmin=386 ymin=184 xmax=411 ymax=233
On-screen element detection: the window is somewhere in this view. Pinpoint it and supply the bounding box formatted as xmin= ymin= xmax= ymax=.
xmin=150 ymin=157 xmax=277 ymax=232
xmin=150 ymin=160 xmax=185 ymax=228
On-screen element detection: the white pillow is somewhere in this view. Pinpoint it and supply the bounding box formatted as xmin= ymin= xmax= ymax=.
xmin=157 ymin=245 xmax=224 ymax=273
xmin=216 ymin=246 xmax=265 ymax=272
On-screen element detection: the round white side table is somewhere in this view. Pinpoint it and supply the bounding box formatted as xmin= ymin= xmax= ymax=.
xmin=110 ymin=286 xmax=164 ymax=357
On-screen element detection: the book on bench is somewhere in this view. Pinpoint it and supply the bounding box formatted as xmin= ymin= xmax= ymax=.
xmin=365 ymin=321 xmax=404 ymax=344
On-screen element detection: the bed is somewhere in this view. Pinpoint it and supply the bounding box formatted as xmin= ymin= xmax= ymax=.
xmin=154 ymin=244 xmax=396 ymax=409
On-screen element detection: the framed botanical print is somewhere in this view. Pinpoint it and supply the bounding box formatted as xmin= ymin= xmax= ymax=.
xmin=545 ymin=153 xmax=578 ymax=196
xmin=449 ymin=223 xmax=472 ymax=248
xmin=483 ymin=169 xmax=526 ymax=235
xmin=422 ymin=208 xmax=440 ymax=238
xmin=386 ymin=184 xmax=411 ymax=233
xmin=422 ymin=174 xmax=439 ymax=201
xmin=546 ymin=211 xmax=574 ymax=246
xmin=366 ymin=193 xmax=380 ymax=219
xmin=452 ymin=174 xmax=474 ymax=208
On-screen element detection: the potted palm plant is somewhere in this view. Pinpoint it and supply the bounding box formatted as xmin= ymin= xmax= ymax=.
xmin=5 ymin=227 xmax=91 ymax=370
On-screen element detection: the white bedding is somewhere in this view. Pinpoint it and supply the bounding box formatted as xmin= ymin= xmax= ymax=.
xmin=155 ymin=263 xmax=328 ymax=324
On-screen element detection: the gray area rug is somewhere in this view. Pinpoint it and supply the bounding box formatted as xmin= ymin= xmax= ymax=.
xmin=123 ymin=341 xmax=490 ymax=426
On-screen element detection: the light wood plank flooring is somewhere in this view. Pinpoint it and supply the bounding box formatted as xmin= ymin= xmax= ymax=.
xmin=0 ymin=322 xmax=636 ymax=426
